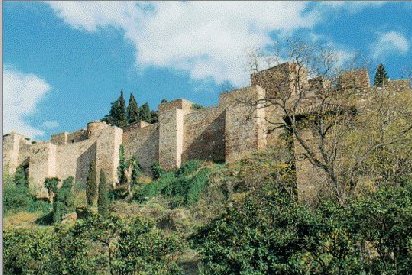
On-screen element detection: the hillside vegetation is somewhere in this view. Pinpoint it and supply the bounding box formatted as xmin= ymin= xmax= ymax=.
xmin=4 ymin=145 xmax=412 ymax=274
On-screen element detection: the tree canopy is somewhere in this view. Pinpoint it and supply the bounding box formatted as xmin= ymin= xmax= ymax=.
xmin=374 ymin=63 xmax=389 ymax=87
xmin=127 ymin=93 xmax=140 ymax=124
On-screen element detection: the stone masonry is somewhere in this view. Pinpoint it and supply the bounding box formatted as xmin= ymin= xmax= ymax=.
xmin=3 ymin=63 xmax=411 ymax=199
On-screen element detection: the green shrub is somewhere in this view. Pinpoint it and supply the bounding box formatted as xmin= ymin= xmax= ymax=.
xmin=44 ymin=177 xmax=59 ymax=202
xmin=3 ymin=228 xmax=58 ymax=274
xmin=135 ymin=161 xmax=210 ymax=207
xmin=192 ymin=182 xmax=412 ymax=274
xmin=53 ymin=176 xmax=75 ymax=223
xmin=109 ymin=185 xmax=129 ymax=200
xmin=14 ymin=166 xmax=28 ymax=186
xmin=176 ymin=160 xmax=202 ymax=177
xmin=4 ymin=214 xmax=185 ymax=274
xmin=164 ymin=167 xmax=210 ymax=207
xmin=3 ymin=182 xmax=50 ymax=215
xmin=151 ymin=162 xmax=165 ymax=180
xmin=134 ymin=172 xmax=176 ymax=202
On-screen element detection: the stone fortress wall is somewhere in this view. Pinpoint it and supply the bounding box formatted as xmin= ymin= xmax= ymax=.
xmin=3 ymin=62 xmax=411 ymax=198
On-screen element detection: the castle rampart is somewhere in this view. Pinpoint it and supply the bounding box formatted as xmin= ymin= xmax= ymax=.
xmin=4 ymin=62 xmax=411 ymax=199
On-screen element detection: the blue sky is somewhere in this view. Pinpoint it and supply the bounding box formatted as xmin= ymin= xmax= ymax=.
xmin=3 ymin=1 xmax=412 ymax=140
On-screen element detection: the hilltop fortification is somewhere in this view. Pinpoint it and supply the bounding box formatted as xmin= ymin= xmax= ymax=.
xmin=3 ymin=63 xmax=411 ymax=198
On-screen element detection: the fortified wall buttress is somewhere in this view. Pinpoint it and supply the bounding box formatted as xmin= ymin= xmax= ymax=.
xmin=4 ymin=62 xmax=411 ymax=200
xmin=3 ymin=121 xmax=122 ymax=197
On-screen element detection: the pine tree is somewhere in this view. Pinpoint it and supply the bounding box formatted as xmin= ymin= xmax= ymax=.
xmin=103 ymin=90 xmax=127 ymax=128
xmin=139 ymin=102 xmax=151 ymax=123
xmin=127 ymin=93 xmax=140 ymax=124
xmin=86 ymin=160 xmax=97 ymax=206
xmin=118 ymin=145 xmax=128 ymax=185
xmin=98 ymin=170 xmax=110 ymax=216
xmin=117 ymin=90 xmax=127 ymax=127
xmin=150 ymin=110 xmax=158 ymax=123
xmin=374 ymin=64 xmax=389 ymax=87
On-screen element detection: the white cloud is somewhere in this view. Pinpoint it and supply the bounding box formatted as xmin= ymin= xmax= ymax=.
xmin=48 ymin=1 xmax=319 ymax=86
xmin=3 ymin=67 xmax=51 ymax=138
xmin=371 ymin=31 xmax=410 ymax=60
xmin=320 ymin=1 xmax=387 ymax=13
xmin=41 ymin=120 xmax=59 ymax=129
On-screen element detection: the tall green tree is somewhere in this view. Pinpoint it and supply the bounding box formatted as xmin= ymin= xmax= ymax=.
xmin=374 ymin=63 xmax=389 ymax=87
xmin=130 ymin=157 xmax=141 ymax=186
xmin=118 ymin=145 xmax=128 ymax=185
xmin=139 ymin=102 xmax=151 ymax=123
xmin=53 ymin=176 xmax=75 ymax=223
xmin=97 ymin=170 xmax=110 ymax=216
xmin=14 ymin=166 xmax=28 ymax=186
xmin=103 ymin=90 xmax=127 ymax=128
xmin=44 ymin=177 xmax=59 ymax=203
xmin=86 ymin=160 xmax=97 ymax=206
xmin=127 ymin=93 xmax=140 ymax=124
xmin=150 ymin=110 xmax=158 ymax=123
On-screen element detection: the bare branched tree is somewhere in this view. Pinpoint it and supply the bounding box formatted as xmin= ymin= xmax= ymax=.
xmin=246 ymin=39 xmax=412 ymax=204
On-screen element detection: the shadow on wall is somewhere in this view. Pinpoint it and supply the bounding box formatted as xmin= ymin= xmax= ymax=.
xmin=182 ymin=112 xmax=226 ymax=163
xmin=75 ymin=142 xmax=96 ymax=184
xmin=136 ymin=128 xmax=159 ymax=173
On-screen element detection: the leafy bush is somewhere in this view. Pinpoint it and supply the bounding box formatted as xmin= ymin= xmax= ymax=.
xmin=151 ymin=162 xmax=165 ymax=180
xmin=53 ymin=176 xmax=75 ymax=223
xmin=3 ymin=182 xmax=50 ymax=215
xmin=3 ymin=228 xmax=58 ymax=274
xmin=192 ymin=182 xmax=412 ymax=274
xmin=14 ymin=166 xmax=28 ymax=186
xmin=134 ymin=172 xmax=176 ymax=202
xmin=135 ymin=161 xmax=210 ymax=207
xmin=4 ymin=214 xmax=185 ymax=274
xmin=164 ymin=167 xmax=211 ymax=207
xmin=44 ymin=177 xmax=59 ymax=202
xmin=176 ymin=160 xmax=202 ymax=177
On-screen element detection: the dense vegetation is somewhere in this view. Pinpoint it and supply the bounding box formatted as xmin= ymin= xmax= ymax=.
xmin=4 ymin=214 xmax=185 ymax=274
xmin=134 ymin=160 xmax=211 ymax=208
xmin=3 ymin=171 xmax=50 ymax=215
xmin=193 ymin=181 xmax=412 ymax=274
xmin=4 ymin=152 xmax=412 ymax=274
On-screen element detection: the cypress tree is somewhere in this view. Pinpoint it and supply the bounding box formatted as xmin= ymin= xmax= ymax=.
xmin=127 ymin=93 xmax=140 ymax=124
xmin=117 ymin=90 xmax=127 ymax=127
xmin=130 ymin=156 xmax=141 ymax=186
xmin=53 ymin=176 xmax=74 ymax=223
xmin=139 ymin=102 xmax=151 ymax=123
xmin=374 ymin=64 xmax=389 ymax=87
xmin=86 ymin=160 xmax=97 ymax=206
xmin=98 ymin=170 xmax=110 ymax=216
xmin=44 ymin=177 xmax=59 ymax=203
xmin=118 ymin=145 xmax=128 ymax=185
xmin=14 ymin=166 xmax=28 ymax=186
